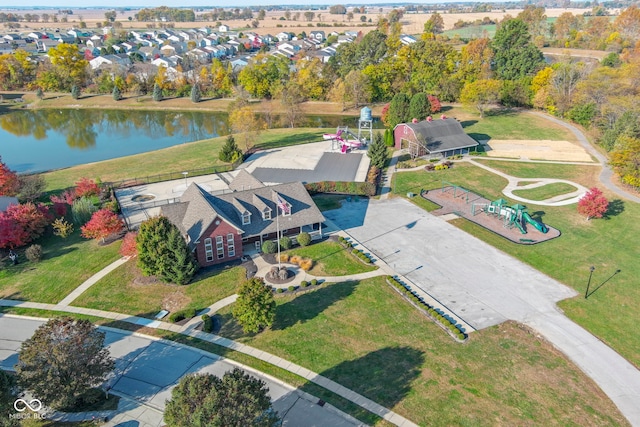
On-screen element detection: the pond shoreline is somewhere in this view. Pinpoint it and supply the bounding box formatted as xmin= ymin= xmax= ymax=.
xmin=4 ymin=92 xmax=384 ymax=117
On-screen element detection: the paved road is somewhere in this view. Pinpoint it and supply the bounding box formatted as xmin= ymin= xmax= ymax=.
xmin=326 ymin=198 xmax=640 ymax=425
xmin=0 ymin=315 xmax=361 ymax=427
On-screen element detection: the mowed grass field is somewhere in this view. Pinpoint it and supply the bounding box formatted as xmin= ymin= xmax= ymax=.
xmin=42 ymin=128 xmax=325 ymax=192
xmin=0 ymin=230 xmax=122 ymax=303
xmin=392 ymin=160 xmax=640 ymax=369
xmin=215 ymin=277 xmax=627 ymax=426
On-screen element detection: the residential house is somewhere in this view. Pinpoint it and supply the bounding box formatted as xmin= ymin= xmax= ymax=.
xmin=230 ymin=56 xmax=249 ymax=72
xmin=400 ymin=34 xmax=417 ymax=45
xmin=219 ymin=24 xmax=229 ymax=32
xmin=309 ymin=30 xmax=325 ymax=42
xmin=161 ymin=171 xmax=325 ymax=267
xmin=276 ymin=32 xmax=290 ymax=42
xmin=89 ymin=54 xmax=131 ymax=71
xmin=137 ymin=46 xmax=160 ymax=61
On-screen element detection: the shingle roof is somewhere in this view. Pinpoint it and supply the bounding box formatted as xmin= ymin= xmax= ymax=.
xmin=161 ymin=179 xmax=324 ymax=244
xmin=405 ymin=118 xmax=478 ymax=154
xmin=229 ymin=169 xmax=265 ymax=192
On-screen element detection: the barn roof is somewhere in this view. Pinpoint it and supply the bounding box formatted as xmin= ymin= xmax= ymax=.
xmin=399 ymin=118 xmax=479 ymax=154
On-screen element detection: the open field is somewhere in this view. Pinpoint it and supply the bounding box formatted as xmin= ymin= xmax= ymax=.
xmin=215 ymin=277 xmax=627 ymax=426
xmin=392 ymin=161 xmax=640 ymax=368
xmin=4 ymin=7 xmax=599 ymax=36
xmin=0 ymin=230 xmax=122 ymax=304
xmin=72 ymin=259 xmax=242 ymax=317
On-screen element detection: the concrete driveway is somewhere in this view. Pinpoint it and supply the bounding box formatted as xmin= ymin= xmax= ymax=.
xmin=0 ymin=316 xmax=359 ymax=427
xmin=325 ymin=198 xmax=640 ymax=425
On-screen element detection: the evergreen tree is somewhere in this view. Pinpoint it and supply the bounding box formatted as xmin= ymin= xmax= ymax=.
xmin=492 ymin=19 xmax=544 ymax=80
xmin=152 ymin=82 xmax=163 ymax=101
xmin=0 ymin=370 xmax=19 ymax=427
xmin=368 ymin=132 xmax=388 ymax=169
xmin=137 ymin=216 xmax=198 ymax=284
xmin=190 ymin=83 xmax=201 ymax=103
xmin=35 ymin=87 xmax=44 ymax=100
xmin=386 ymin=93 xmax=411 ymax=128
xmin=112 ymin=85 xmax=122 ymax=101
xmin=218 ymin=135 xmax=242 ymax=163
xmin=409 ymin=93 xmax=430 ymax=122
xmin=162 ymin=225 xmax=197 ymax=285
xmin=384 ymin=128 xmax=395 ymax=147
xmin=71 ymin=84 xmax=80 ymax=100
xmin=232 ymin=278 xmax=276 ymax=333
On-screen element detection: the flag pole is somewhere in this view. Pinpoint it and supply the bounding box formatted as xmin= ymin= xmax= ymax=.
xmin=276 ymin=205 xmax=281 ymax=269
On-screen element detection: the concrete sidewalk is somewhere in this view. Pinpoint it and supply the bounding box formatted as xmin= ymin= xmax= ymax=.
xmin=58 ymin=257 xmax=130 ymax=307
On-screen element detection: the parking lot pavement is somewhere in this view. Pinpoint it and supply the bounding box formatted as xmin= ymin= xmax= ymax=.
xmin=328 ymin=198 xmax=576 ymax=330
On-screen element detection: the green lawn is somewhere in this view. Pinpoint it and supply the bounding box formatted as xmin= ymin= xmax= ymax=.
xmin=473 ymin=158 xmax=601 ymax=187
xmin=512 ymin=182 xmax=579 ymax=201
xmin=392 ymin=163 xmax=640 ymax=368
xmin=0 ymin=230 xmax=121 ymax=304
xmin=216 ymin=277 xmax=626 ymax=426
xmin=444 ymin=107 xmax=576 ymax=142
xmin=42 ymin=128 xmax=325 ymax=192
xmin=284 ymin=240 xmax=377 ymax=276
xmin=72 ymin=259 xmax=243 ymax=317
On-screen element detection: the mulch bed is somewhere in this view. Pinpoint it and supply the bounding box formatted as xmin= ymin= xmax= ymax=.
xmin=421 ymin=187 xmax=561 ymax=245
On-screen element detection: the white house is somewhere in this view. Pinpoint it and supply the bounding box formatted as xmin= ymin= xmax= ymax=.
xmin=219 ymin=24 xmax=229 ymax=32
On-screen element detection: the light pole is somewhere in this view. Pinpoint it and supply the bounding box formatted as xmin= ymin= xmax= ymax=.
xmin=585 ymin=266 xmax=595 ymax=299
xmin=182 ymin=171 xmax=188 ymax=189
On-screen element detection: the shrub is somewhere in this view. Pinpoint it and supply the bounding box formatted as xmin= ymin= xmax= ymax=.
xmin=310 ymin=279 xmax=318 ymax=286
xmin=120 ymin=232 xmax=138 ymax=257
xmin=261 ymin=240 xmax=277 ymax=254
xmin=52 ymin=218 xmax=74 ymax=238
xmin=25 ymin=244 xmax=43 ymax=262
xmin=169 ymin=308 xmax=197 ymax=323
xmin=297 ymin=231 xmax=311 ymax=247
xmin=74 ymin=177 xmax=101 ymax=198
xmin=276 ymin=288 xmax=284 ymax=293
xmin=278 ymin=253 xmax=289 ymax=263
xmin=279 ymin=236 xmax=292 ymax=250
xmin=288 ymin=285 xmax=295 ymax=292
xmin=300 ymin=280 xmax=308 ymax=288
xmin=424 ymin=164 xmax=435 ymax=171
xmin=298 ymin=258 xmax=313 ymax=271
xmin=71 ymin=197 xmax=98 ymax=225
xmin=201 ymin=314 xmax=214 ymax=333
xmin=457 ymin=332 xmax=466 ymax=340
xmin=289 ymin=255 xmax=301 ymax=265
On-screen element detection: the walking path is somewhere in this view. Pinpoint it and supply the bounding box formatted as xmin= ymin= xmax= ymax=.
xmin=466 ymin=158 xmax=589 ymax=206
xmin=530 ymin=111 xmax=640 ymax=203
xmin=58 ymin=257 xmax=130 ymax=307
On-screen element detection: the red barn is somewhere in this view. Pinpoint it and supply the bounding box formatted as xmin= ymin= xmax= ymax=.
xmin=394 ymin=118 xmax=479 ymax=159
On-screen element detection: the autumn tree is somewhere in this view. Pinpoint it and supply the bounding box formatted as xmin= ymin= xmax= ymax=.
xmin=80 ymin=209 xmax=124 ymax=243
xmin=343 ymin=69 xmax=371 ymax=109
xmin=577 ymin=187 xmax=609 ymax=220
xmin=136 ymin=216 xmax=197 ymax=285
xmin=38 ymin=44 xmax=89 ymax=91
xmin=610 ymin=136 xmax=640 ymax=188
xmin=237 ymin=54 xmax=290 ymax=99
xmin=119 ymin=231 xmax=138 ymax=257
xmin=460 ymin=79 xmax=502 ymax=117
xmin=17 ymin=174 xmax=47 ymax=203
xmin=0 ymin=156 xmax=20 ymax=196
xmin=423 ymin=12 xmax=444 ymax=35
xmin=0 ymin=203 xmax=50 ymax=249
xmin=228 ymin=106 xmax=266 ymax=152
xmin=165 ymin=369 xmax=280 ymax=427
xmin=279 ymin=80 xmax=304 ymax=128
xmin=74 ymin=177 xmax=100 ymax=198
xmin=16 ymin=317 xmax=114 ymax=410
xmin=232 ymin=278 xmax=276 ymax=333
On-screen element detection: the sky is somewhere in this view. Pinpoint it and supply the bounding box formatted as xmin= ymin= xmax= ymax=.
xmin=2 ymin=0 xmax=420 ymax=8
xmin=1 ymin=0 xmax=405 ymax=7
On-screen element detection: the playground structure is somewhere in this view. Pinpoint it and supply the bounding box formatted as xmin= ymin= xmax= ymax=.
xmin=323 ymin=128 xmax=365 ymax=153
xmin=421 ymin=183 xmax=558 ymax=244
xmin=472 ymin=198 xmax=549 ymax=235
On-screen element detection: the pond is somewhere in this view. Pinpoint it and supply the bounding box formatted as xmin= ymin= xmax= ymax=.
xmin=0 ymin=109 xmax=382 ymax=173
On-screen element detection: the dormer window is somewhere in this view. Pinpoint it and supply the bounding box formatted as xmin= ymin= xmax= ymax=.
xmin=242 ymin=211 xmax=251 ymax=225
xmin=262 ymin=208 xmax=272 ymax=220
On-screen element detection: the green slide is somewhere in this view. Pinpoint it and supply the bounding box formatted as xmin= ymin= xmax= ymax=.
xmin=522 ymin=212 xmax=548 ymax=233
xmin=514 ymin=219 xmax=527 ymax=234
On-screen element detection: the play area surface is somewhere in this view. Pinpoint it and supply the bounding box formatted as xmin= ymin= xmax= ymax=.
xmin=422 ymin=186 xmax=560 ymax=244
